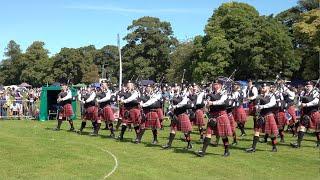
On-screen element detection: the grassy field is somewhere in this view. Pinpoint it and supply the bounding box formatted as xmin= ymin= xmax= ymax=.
xmin=0 ymin=119 xmax=319 ymax=180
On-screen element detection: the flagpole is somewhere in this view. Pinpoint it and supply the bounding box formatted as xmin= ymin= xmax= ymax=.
xmin=117 ymin=34 xmax=122 ymax=90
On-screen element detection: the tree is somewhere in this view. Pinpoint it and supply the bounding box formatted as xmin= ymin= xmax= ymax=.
xmin=166 ymin=41 xmax=196 ymax=83
xmin=122 ymin=16 xmax=178 ymax=81
xmin=0 ymin=40 xmax=23 ymax=85
xmin=20 ymin=41 xmax=52 ymax=86
xmin=82 ymin=64 xmax=100 ymax=84
xmin=94 ymin=45 xmax=119 ymax=83
xmin=198 ymin=2 xmax=298 ymax=80
xmin=293 ymin=9 xmax=320 ymax=79
xmin=51 ymin=45 xmax=98 ymax=84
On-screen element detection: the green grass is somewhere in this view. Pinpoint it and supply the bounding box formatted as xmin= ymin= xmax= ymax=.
xmin=0 ymin=118 xmax=319 ymax=180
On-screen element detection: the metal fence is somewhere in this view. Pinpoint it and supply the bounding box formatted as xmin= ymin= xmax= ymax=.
xmin=0 ymin=100 xmax=39 ymax=120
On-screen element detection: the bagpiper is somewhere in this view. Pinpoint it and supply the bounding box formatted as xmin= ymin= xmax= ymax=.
xmin=162 ymin=86 xmax=193 ymax=149
xmin=291 ymin=81 xmax=320 ymax=148
xmin=197 ymin=80 xmax=232 ymax=157
xmin=246 ymin=83 xmax=278 ymax=153
xmin=53 ymin=82 xmax=75 ymax=131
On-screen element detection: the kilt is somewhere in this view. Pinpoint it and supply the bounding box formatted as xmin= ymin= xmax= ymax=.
xmin=119 ymin=106 xmax=125 ymax=119
xmin=248 ymin=102 xmax=256 ymax=116
xmin=206 ymin=111 xmax=232 ymax=137
xmin=309 ymin=111 xmax=320 ymax=131
xmin=233 ymin=106 xmax=247 ymax=124
xmin=264 ymin=113 xmax=279 ymax=136
xmin=156 ymin=108 xmax=164 ymax=121
xmin=84 ymin=106 xmax=98 ymax=121
xmin=60 ymin=103 xmax=74 ymax=119
xmin=130 ymin=107 xmax=141 ymax=125
xmin=145 ymin=111 xmax=161 ymax=129
xmin=227 ymin=112 xmax=236 ymax=133
xmin=194 ymin=109 xmax=205 ymax=126
xmin=287 ymin=105 xmax=297 ymax=124
xmin=101 ymin=105 xmax=115 ymax=122
xmin=275 ymin=110 xmax=288 ymax=128
xmin=170 ymin=113 xmax=192 ymax=133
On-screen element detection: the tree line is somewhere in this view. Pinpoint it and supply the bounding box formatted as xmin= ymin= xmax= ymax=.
xmin=0 ymin=0 xmax=319 ymax=87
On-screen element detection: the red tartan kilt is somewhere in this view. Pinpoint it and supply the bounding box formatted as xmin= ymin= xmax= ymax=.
xmin=233 ymin=106 xmax=247 ymax=124
xmin=84 ymin=106 xmax=98 ymax=121
xmin=129 ymin=107 xmax=141 ymax=125
xmin=119 ymin=106 xmax=125 ymax=118
xmin=61 ymin=104 xmax=73 ymax=118
xmin=227 ymin=112 xmax=236 ymax=133
xmin=309 ymin=111 xmax=320 ymax=131
xmin=170 ymin=113 xmax=192 ymax=133
xmin=264 ymin=114 xmax=279 ymax=136
xmin=101 ymin=105 xmax=115 ymax=122
xmin=194 ymin=109 xmax=205 ymax=126
xmin=145 ymin=111 xmax=161 ymax=129
xmin=206 ymin=111 xmax=232 ymax=137
xmin=156 ymin=108 xmax=164 ymax=121
xmin=248 ymin=102 xmax=256 ymax=116
xmin=275 ymin=111 xmax=287 ymax=128
xmin=287 ymin=105 xmax=297 ymax=124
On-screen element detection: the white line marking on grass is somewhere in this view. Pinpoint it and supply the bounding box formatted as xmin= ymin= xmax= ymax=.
xmin=1 ymin=134 xmax=118 ymax=179
xmin=100 ymin=148 xmax=118 ymax=179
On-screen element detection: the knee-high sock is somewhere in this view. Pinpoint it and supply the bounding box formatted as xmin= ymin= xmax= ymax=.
xmin=152 ymin=129 xmax=158 ymax=141
xmin=56 ymin=120 xmax=63 ymax=129
xmin=222 ymin=137 xmax=229 ymax=153
xmin=238 ymin=123 xmax=246 ymax=135
xmin=167 ymin=133 xmax=175 ymax=146
xmin=279 ymin=129 xmax=284 ymax=140
xmin=80 ymin=121 xmax=86 ymax=131
xmin=271 ymin=137 xmax=277 ymax=148
xmin=92 ymin=121 xmax=97 ymax=129
xmin=95 ymin=123 xmax=101 ymax=134
xmin=68 ymin=120 xmax=74 ymax=128
xmin=184 ymin=131 xmax=191 ymax=146
xmin=297 ymin=131 xmax=305 ymax=147
xmin=199 ymin=128 xmax=204 ymax=139
xmin=134 ymin=126 xmax=140 ymax=138
xmin=233 ymin=132 xmax=237 ymax=143
xmin=119 ymin=125 xmax=127 ymax=139
xmin=109 ymin=123 xmax=114 ymax=134
xmin=201 ymin=137 xmax=211 ymax=153
xmin=252 ymin=136 xmax=259 ymax=149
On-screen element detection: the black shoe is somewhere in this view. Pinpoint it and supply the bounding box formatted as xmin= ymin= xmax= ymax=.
xmin=77 ymin=130 xmax=83 ymax=134
xmin=280 ymin=139 xmax=285 ymax=143
xmin=117 ymin=135 xmax=123 ymax=141
xmin=133 ymin=139 xmax=141 ymax=144
xmin=290 ymin=142 xmax=299 ymax=148
xmin=102 ymin=127 xmax=108 ymax=130
xmin=52 ymin=127 xmax=60 ymax=131
xmin=196 ymin=150 xmax=205 ymax=157
xmin=162 ymin=144 xmax=171 ymax=149
xmin=272 ymin=147 xmax=277 ymax=152
xmin=90 ymin=132 xmax=98 ymax=136
xmin=185 ymin=143 xmax=193 ymax=150
xmin=246 ymin=147 xmax=256 ymax=153
xmin=223 ymin=151 xmax=230 ymax=157
xmin=259 ymin=139 xmax=267 ymax=143
xmin=109 ymin=133 xmax=115 ymax=138
xmin=240 ymin=133 xmax=246 ymax=137
xmin=151 ymin=140 xmax=158 ymax=145
xmin=68 ymin=127 xmax=75 ymax=132
xmin=210 ymin=142 xmax=218 ymax=147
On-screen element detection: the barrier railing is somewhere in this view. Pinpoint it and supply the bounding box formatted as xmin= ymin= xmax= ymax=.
xmin=0 ymin=100 xmax=39 ymax=120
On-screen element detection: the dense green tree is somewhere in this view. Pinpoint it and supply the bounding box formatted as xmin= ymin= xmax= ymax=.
xmin=166 ymin=41 xmax=196 ymax=83
xmin=0 ymin=40 xmax=23 ymax=85
xmin=197 ymin=2 xmax=298 ymax=80
xmin=94 ymin=45 xmax=119 ymax=82
xmin=122 ymin=16 xmax=178 ymax=81
xmin=20 ymin=41 xmax=53 ymax=86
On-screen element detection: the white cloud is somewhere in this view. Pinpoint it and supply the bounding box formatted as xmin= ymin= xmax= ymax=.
xmin=64 ymin=5 xmax=207 ymax=14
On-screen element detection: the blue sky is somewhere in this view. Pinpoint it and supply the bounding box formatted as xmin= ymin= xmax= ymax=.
xmin=0 ymin=0 xmax=298 ymax=58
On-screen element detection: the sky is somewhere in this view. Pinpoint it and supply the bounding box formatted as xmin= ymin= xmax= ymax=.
xmin=0 ymin=0 xmax=298 ymax=58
